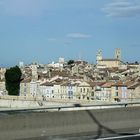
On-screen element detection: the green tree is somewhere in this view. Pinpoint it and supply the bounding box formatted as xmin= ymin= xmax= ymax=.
xmin=5 ymin=66 xmax=22 ymax=96
xmin=67 ymin=60 xmax=74 ymax=65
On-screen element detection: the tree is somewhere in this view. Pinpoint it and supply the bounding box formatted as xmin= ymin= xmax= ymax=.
xmin=5 ymin=66 xmax=22 ymax=96
xmin=135 ymin=61 xmax=139 ymax=65
xmin=67 ymin=60 xmax=74 ymax=65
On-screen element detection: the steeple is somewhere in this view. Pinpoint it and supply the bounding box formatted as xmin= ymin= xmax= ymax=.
xmin=96 ymin=50 xmax=102 ymax=64
xmin=115 ymin=48 xmax=121 ymax=60
xmin=31 ymin=63 xmax=38 ymax=81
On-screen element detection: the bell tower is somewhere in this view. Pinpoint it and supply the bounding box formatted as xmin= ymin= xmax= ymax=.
xmin=96 ymin=50 xmax=102 ymax=64
xmin=31 ymin=63 xmax=38 ymax=81
xmin=115 ymin=48 xmax=121 ymax=60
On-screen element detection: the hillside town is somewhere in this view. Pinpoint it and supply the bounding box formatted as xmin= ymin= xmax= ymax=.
xmin=0 ymin=48 xmax=140 ymax=103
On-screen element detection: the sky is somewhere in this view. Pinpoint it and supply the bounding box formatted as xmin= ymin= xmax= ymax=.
xmin=0 ymin=0 xmax=140 ymax=67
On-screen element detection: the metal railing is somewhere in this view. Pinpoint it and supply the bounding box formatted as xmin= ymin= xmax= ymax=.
xmin=0 ymin=101 xmax=140 ymax=113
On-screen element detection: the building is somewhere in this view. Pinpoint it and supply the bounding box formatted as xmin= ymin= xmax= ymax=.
xmin=30 ymin=63 xmax=38 ymax=81
xmin=128 ymin=82 xmax=140 ymax=101
xmin=114 ymin=48 xmax=121 ymax=60
xmin=20 ymin=77 xmax=31 ymax=97
xmin=96 ymin=48 xmax=125 ymax=68
xmin=77 ymin=81 xmax=91 ymax=100
xmin=101 ymin=82 xmax=113 ymax=101
xmin=40 ymin=82 xmax=54 ymax=98
xmin=111 ymin=82 xmax=128 ymax=102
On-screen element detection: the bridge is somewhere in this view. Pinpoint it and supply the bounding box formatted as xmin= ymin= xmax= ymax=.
xmin=0 ymin=103 xmax=140 ymax=139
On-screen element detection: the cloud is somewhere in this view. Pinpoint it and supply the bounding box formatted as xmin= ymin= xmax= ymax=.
xmin=102 ymin=0 xmax=140 ymax=17
xmin=47 ymin=38 xmax=56 ymax=42
xmin=0 ymin=0 xmax=48 ymax=16
xmin=66 ymin=33 xmax=91 ymax=39
xmin=64 ymin=40 xmax=72 ymax=45
xmin=130 ymin=42 xmax=140 ymax=47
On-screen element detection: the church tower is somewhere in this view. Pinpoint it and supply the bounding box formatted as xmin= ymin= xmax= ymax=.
xmin=31 ymin=63 xmax=38 ymax=81
xmin=96 ymin=50 xmax=102 ymax=64
xmin=115 ymin=48 xmax=121 ymax=60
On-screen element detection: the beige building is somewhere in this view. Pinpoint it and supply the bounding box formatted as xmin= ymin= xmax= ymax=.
xmin=53 ymin=83 xmax=62 ymax=99
xmin=111 ymin=82 xmax=128 ymax=102
xmin=20 ymin=78 xmax=31 ymax=97
xmin=96 ymin=48 xmax=125 ymax=68
xmin=128 ymin=82 xmax=140 ymax=101
xmin=77 ymin=81 xmax=91 ymax=100
xmin=101 ymin=82 xmax=113 ymax=101
xmin=97 ymin=59 xmax=124 ymax=68
xmin=0 ymin=80 xmax=6 ymax=95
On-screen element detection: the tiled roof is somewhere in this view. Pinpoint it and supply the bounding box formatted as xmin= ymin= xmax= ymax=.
xmin=101 ymin=82 xmax=114 ymax=88
xmin=21 ymin=77 xmax=31 ymax=83
xmin=88 ymin=82 xmax=105 ymax=87
xmin=40 ymin=82 xmax=54 ymax=86
xmin=101 ymin=59 xmax=120 ymax=61
xmin=128 ymin=82 xmax=140 ymax=89
xmin=112 ymin=81 xmax=127 ymax=87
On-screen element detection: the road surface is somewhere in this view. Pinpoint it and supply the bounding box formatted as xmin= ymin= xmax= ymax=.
xmin=0 ymin=106 xmax=140 ymax=139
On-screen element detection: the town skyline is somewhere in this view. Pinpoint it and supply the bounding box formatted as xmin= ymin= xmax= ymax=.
xmin=0 ymin=0 xmax=140 ymax=66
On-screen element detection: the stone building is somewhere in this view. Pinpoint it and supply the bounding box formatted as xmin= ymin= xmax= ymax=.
xmin=96 ymin=48 xmax=125 ymax=68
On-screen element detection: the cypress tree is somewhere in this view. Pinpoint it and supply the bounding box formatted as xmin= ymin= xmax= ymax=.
xmin=5 ymin=66 xmax=22 ymax=96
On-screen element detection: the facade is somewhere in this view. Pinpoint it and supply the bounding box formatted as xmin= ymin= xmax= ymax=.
xmin=97 ymin=59 xmax=124 ymax=68
xmin=40 ymin=82 xmax=54 ymax=98
xmin=20 ymin=78 xmax=31 ymax=96
xmin=53 ymin=83 xmax=62 ymax=99
xmin=111 ymin=82 xmax=128 ymax=102
xmin=101 ymin=82 xmax=112 ymax=101
xmin=128 ymin=82 xmax=140 ymax=101
xmin=30 ymin=81 xmax=40 ymax=97
xmin=61 ymin=82 xmax=79 ymax=99
xmin=77 ymin=81 xmax=91 ymax=100
xmin=0 ymin=80 xmax=6 ymax=95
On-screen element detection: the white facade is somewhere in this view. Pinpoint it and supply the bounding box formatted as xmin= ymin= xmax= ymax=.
xmin=53 ymin=84 xmax=61 ymax=99
xmin=39 ymin=85 xmax=54 ymax=98
xmin=30 ymin=81 xmax=40 ymax=96
xmin=0 ymin=81 xmax=6 ymax=95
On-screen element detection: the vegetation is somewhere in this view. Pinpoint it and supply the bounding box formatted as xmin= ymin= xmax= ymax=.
xmin=5 ymin=66 xmax=22 ymax=96
xmin=67 ymin=60 xmax=75 ymax=65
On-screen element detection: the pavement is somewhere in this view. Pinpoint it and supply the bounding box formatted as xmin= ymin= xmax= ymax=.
xmin=0 ymin=106 xmax=140 ymax=139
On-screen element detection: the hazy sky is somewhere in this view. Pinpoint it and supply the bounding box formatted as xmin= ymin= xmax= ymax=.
xmin=0 ymin=0 xmax=140 ymax=66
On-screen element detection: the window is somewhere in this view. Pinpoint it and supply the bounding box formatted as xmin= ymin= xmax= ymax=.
xmin=24 ymin=88 xmax=26 ymax=92
xmin=83 ymin=88 xmax=85 ymax=93
xmin=91 ymin=92 xmax=94 ymax=96
xmin=116 ymin=86 xmax=118 ymax=90
xmin=115 ymin=92 xmax=118 ymax=96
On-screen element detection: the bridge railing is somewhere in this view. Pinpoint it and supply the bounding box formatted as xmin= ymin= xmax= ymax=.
xmin=1 ymin=101 xmax=140 ymax=113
